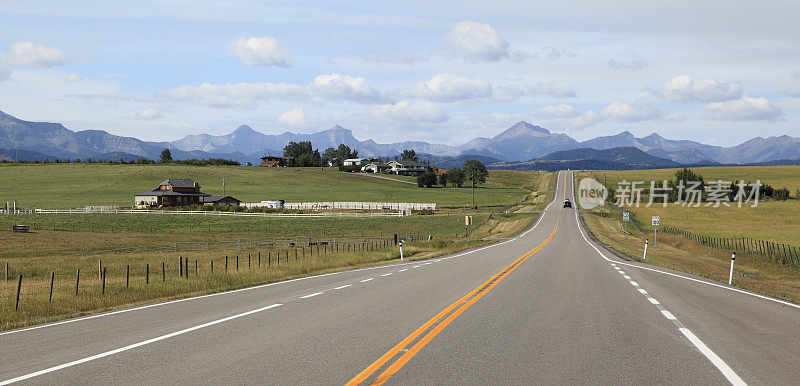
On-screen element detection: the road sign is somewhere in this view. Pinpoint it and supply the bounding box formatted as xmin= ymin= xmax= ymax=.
xmin=465 ymin=216 xmax=472 ymax=226
xmin=622 ymin=212 xmax=629 ymax=222
xmin=652 ymin=216 xmax=660 ymax=226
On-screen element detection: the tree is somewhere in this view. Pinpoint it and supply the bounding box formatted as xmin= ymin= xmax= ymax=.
xmin=463 ymin=159 xmax=488 ymax=208
xmin=336 ymin=144 xmax=358 ymax=162
xmin=322 ymin=147 xmax=337 ymax=165
xmin=401 ymin=149 xmax=418 ymax=162
xmin=417 ymin=171 xmax=437 ymax=188
xmin=160 ymin=148 xmax=173 ymax=163
xmin=438 ymin=172 xmax=448 ymax=187
xmin=448 ymin=167 xmax=465 ymax=187
xmin=283 ymin=141 xmax=320 ymax=166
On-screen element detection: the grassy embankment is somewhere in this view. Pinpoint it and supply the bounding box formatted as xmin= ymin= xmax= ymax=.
xmin=574 ymin=166 xmax=800 ymax=305
xmin=0 ymin=165 xmax=555 ymax=330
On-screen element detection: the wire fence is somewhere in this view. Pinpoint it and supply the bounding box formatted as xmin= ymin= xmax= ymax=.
xmin=1 ymin=232 xmax=426 ymax=316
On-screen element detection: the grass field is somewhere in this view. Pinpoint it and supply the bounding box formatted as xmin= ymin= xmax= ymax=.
xmin=580 ymin=166 xmax=800 ymax=245
xmin=0 ymin=164 xmax=534 ymax=209
xmin=574 ymin=171 xmax=800 ymax=305
xmin=0 ymin=165 xmax=554 ymax=330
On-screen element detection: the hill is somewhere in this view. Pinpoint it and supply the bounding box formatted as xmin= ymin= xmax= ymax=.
xmin=490 ymin=147 xmax=680 ymax=171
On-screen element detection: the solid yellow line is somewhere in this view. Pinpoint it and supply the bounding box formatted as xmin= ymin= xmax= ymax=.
xmin=371 ymin=222 xmax=559 ymax=385
xmin=347 ymin=171 xmax=566 ymax=385
xmin=345 ymin=248 xmax=537 ymax=386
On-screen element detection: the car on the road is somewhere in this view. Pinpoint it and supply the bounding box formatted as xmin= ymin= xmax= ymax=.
xmin=563 ymin=199 xmax=572 ymax=208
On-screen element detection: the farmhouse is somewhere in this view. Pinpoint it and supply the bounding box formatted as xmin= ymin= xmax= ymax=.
xmin=343 ymin=158 xmax=367 ymax=166
xmin=134 ymin=179 xmax=211 ymax=207
xmin=362 ymin=162 xmax=390 ymax=173
xmin=201 ymin=196 xmax=241 ymax=206
xmin=387 ymin=160 xmax=426 ymax=176
xmin=260 ymin=155 xmax=295 ymax=167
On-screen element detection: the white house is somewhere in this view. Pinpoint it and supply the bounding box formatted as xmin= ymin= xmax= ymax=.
xmin=387 ymin=160 xmax=426 ymax=176
xmin=343 ymin=158 xmax=367 ymax=166
xmin=362 ymin=162 xmax=390 ymax=173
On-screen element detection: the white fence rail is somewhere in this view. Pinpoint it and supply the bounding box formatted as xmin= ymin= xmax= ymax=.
xmin=33 ymin=208 xmax=405 ymax=218
xmin=282 ymin=202 xmax=436 ymax=211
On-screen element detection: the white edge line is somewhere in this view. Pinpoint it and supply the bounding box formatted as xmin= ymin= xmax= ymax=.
xmin=0 ymin=303 xmax=282 ymax=385
xmin=661 ymin=310 xmax=677 ymax=320
xmin=679 ymin=328 xmax=746 ymax=386
xmin=573 ymin=210 xmax=800 ymax=310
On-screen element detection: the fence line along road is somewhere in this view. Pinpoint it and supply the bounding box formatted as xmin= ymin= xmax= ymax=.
xmin=66 ymin=235 xmax=402 ymax=257
xmin=282 ymin=202 xmax=435 ymax=210
xmin=32 ymin=209 xmax=405 ymax=218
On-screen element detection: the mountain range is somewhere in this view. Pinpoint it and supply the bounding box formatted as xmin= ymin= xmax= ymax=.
xmin=1 ymin=109 xmax=798 ymax=167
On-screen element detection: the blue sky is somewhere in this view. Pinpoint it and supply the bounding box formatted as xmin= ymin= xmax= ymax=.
xmin=1 ymin=0 xmax=799 ymax=146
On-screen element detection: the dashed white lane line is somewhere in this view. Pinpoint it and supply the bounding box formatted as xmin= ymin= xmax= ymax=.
xmin=630 ymin=281 xmax=639 ymax=286
xmin=572 ymin=185 xmax=746 ymax=386
xmin=680 ymin=328 xmax=746 ymax=386
xmin=361 ymin=278 xmax=375 ymax=282
xmin=0 ymin=303 xmax=283 ymax=385
xmin=412 ymin=265 xmax=421 ymax=268
xmin=299 ymin=292 xmax=322 ymax=299
xmin=619 ymin=271 xmax=626 ymax=274
xmin=333 ymin=285 xmax=351 ymax=290
xmin=661 ymin=310 xmax=677 ymax=320
xmin=623 ymin=275 xmax=631 ymax=279
xmin=381 ymin=273 xmax=393 ymax=277
xmin=398 ymin=269 xmax=407 ymax=272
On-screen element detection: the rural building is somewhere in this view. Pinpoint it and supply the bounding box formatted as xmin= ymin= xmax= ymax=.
xmin=362 ymin=162 xmax=390 ymax=173
xmin=387 ymin=160 xmax=427 ymax=176
xmin=201 ymin=196 xmax=241 ymax=206
xmin=260 ymin=155 xmax=295 ymax=167
xmin=134 ymin=179 xmax=211 ymax=207
xmin=343 ymin=158 xmax=367 ymax=166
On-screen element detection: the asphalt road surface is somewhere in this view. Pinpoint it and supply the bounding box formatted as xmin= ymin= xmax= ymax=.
xmin=2 ymin=171 xmax=798 ymax=385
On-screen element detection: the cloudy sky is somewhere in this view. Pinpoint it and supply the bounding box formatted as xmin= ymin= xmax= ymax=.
xmin=1 ymin=0 xmax=799 ymax=146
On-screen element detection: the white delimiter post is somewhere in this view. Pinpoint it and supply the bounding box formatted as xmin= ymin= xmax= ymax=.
xmin=729 ymin=252 xmax=736 ymax=285
xmin=643 ymin=239 xmax=649 ymax=260
xmin=399 ymin=240 xmax=404 ymax=262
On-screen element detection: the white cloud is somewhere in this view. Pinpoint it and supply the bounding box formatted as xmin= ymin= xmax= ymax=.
xmin=608 ymin=59 xmax=646 ymax=71
xmin=792 ymin=69 xmax=800 ymax=80
xmin=159 ymin=82 xmax=305 ymax=108
xmin=533 ymin=104 xmax=581 ymax=118
xmin=373 ymin=101 xmax=448 ymax=123
xmin=659 ymin=75 xmax=743 ymax=102
xmin=409 ymin=73 xmax=492 ymax=102
xmin=528 ymin=81 xmax=576 ymax=97
xmin=0 ymin=59 xmax=10 ymax=81
xmin=704 ymin=96 xmax=782 ymax=121
xmin=228 ymin=36 xmax=291 ymax=68
xmin=136 ymin=108 xmax=162 ymax=119
xmin=308 ymin=73 xmax=383 ymax=103
xmin=64 ymin=73 xmax=84 ymax=83
xmin=601 ymin=99 xmax=663 ymax=121
xmin=8 ymin=42 xmax=68 ymax=67
xmin=278 ymin=108 xmax=306 ymax=126
xmin=664 ymin=111 xmax=687 ymax=122
xmin=447 ymin=21 xmax=511 ymax=63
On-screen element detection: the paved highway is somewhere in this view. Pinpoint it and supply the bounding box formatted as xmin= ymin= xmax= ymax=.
xmin=1 ymin=171 xmax=798 ymax=385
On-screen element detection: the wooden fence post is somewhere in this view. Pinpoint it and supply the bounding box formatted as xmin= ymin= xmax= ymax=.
xmin=75 ymin=268 xmax=80 ymax=295
xmin=102 ymin=267 xmax=106 ymax=294
xmin=126 ymin=265 xmax=130 ymax=287
xmin=14 ymin=275 xmax=22 ymax=310
xmin=162 ymin=262 xmax=165 ymax=282
xmin=49 ymin=272 xmax=54 ymax=302
xmin=146 ymin=264 xmax=149 ymax=284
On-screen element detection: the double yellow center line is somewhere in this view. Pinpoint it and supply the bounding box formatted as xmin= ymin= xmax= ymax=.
xmin=348 ymin=181 xmax=565 ymax=385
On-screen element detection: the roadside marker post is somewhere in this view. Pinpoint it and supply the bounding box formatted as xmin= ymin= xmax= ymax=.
xmin=729 ymin=253 xmax=736 ymax=285
xmin=643 ymin=239 xmax=649 ymax=260
xmin=399 ymin=240 xmax=404 ymax=262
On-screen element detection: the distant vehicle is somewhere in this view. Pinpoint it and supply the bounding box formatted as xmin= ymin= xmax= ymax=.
xmin=563 ymin=199 xmax=572 ymax=208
